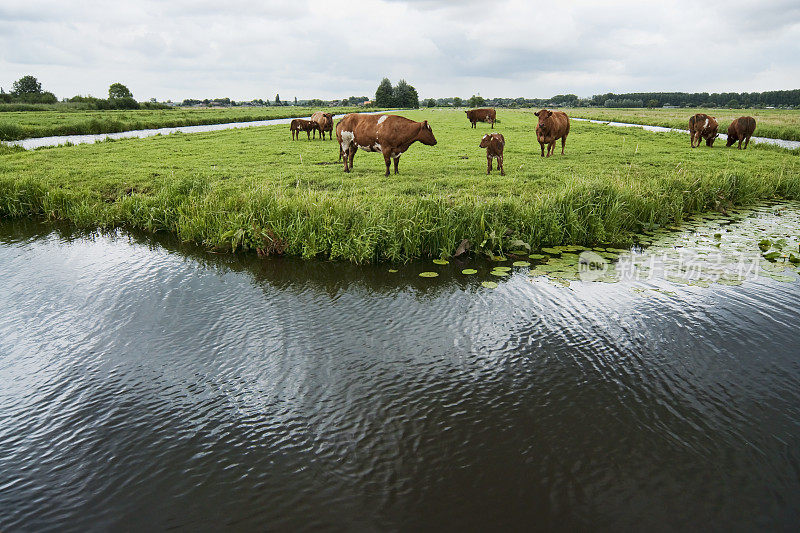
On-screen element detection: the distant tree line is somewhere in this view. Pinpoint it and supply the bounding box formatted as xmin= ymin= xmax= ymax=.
xmin=374 ymin=78 xmax=419 ymax=108
xmin=0 ymin=75 xmax=168 ymax=109
xmin=421 ymin=90 xmax=800 ymax=109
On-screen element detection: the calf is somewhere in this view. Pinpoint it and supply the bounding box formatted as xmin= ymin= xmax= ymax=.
xmin=290 ymin=118 xmax=318 ymax=140
xmin=534 ymin=109 xmax=570 ymax=157
xmin=466 ymin=108 xmax=496 ymax=128
xmin=338 ymin=113 xmax=437 ymax=176
xmin=726 ymin=116 xmax=756 ymax=149
xmin=311 ymin=111 xmax=334 ymax=140
xmin=479 ymin=133 xmax=505 ymax=175
xmin=689 ymin=113 xmax=719 ymax=147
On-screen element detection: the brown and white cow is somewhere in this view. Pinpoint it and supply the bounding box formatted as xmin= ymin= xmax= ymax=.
xmin=311 ymin=111 xmax=334 ymax=140
xmin=338 ymin=113 xmax=437 ymax=175
xmin=726 ymin=116 xmax=756 ymax=150
xmin=466 ymin=108 xmax=496 ymax=128
xmin=534 ymin=109 xmax=570 ymax=157
xmin=480 ymin=133 xmax=505 ymax=175
xmin=689 ymin=113 xmax=719 ymax=147
xmin=290 ymin=118 xmax=319 ymax=140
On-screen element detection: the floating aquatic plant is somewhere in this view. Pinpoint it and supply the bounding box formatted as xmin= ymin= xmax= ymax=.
xmin=481 ymin=281 xmax=498 ymax=289
xmin=461 ymin=268 xmax=478 ymax=275
xmin=419 ymin=271 xmax=438 ymax=278
xmin=432 ymin=259 xmax=449 ymax=265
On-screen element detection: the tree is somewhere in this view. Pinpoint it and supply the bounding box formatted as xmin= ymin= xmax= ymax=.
xmin=108 ymin=82 xmax=133 ymax=99
xmin=294 ymin=96 xmax=297 ymax=105
xmin=375 ymin=77 xmax=394 ymax=107
xmin=12 ymin=75 xmax=42 ymax=95
xmin=468 ymin=94 xmax=486 ymax=107
xmin=453 ymin=97 xmax=463 ymax=107
xmin=646 ymin=99 xmax=659 ymax=108
xmin=424 ymin=98 xmax=437 ymax=108
xmin=728 ymin=98 xmax=740 ymax=108
xmin=275 ymin=93 xmax=281 ymax=104
xmin=393 ymin=79 xmax=419 ymax=108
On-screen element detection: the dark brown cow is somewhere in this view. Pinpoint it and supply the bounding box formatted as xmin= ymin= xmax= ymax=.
xmin=689 ymin=113 xmax=719 ymax=147
xmin=290 ymin=118 xmax=319 ymax=140
xmin=311 ymin=111 xmax=334 ymax=140
xmin=479 ymin=133 xmax=505 ymax=175
xmin=726 ymin=116 xmax=756 ymax=150
xmin=534 ymin=109 xmax=570 ymax=157
xmin=466 ymin=108 xmax=496 ymax=128
xmin=338 ymin=113 xmax=437 ymax=175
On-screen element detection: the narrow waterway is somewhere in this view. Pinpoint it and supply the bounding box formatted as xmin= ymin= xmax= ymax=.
xmin=1 ymin=205 xmax=799 ymax=530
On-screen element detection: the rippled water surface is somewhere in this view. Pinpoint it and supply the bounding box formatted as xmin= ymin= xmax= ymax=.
xmin=1 ymin=215 xmax=799 ymax=531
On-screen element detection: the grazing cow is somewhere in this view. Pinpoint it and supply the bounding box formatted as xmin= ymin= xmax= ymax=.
xmin=726 ymin=116 xmax=756 ymax=150
xmin=534 ymin=109 xmax=570 ymax=157
xmin=466 ymin=108 xmax=496 ymax=128
xmin=290 ymin=119 xmax=319 ymax=140
xmin=480 ymin=133 xmax=505 ymax=176
xmin=338 ymin=113 xmax=437 ymax=175
xmin=311 ymin=111 xmax=334 ymax=140
xmin=689 ymin=113 xmax=719 ymax=147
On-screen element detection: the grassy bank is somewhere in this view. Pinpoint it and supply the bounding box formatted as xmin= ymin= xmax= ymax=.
xmin=0 ymin=106 xmax=375 ymax=141
xmin=1 ymin=108 xmax=799 ymax=262
xmin=563 ymin=107 xmax=800 ymax=142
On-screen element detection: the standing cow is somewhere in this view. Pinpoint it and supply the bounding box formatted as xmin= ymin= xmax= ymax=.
xmin=311 ymin=111 xmax=334 ymax=140
xmin=689 ymin=113 xmax=719 ymax=147
xmin=466 ymin=108 xmax=496 ymax=128
xmin=726 ymin=116 xmax=756 ymax=150
xmin=534 ymin=109 xmax=570 ymax=157
xmin=480 ymin=133 xmax=505 ymax=176
xmin=290 ymin=119 xmax=319 ymax=140
xmin=338 ymin=113 xmax=437 ymax=175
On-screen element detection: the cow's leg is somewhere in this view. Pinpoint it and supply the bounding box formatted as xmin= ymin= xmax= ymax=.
xmin=348 ymin=146 xmax=356 ymax=169
xmin=383 ymin=154 xmax=391 ymax=177
xmin=561 ymin=135 xmax=567 ymax=155
xmin=499 ymin=156 xmax=505 ymax=176
xmin=539 ymin=142 xmax=545 ymax=157
xmin=744 ymin=136 xmax=750 ymax=150
xmin=548 ymin=142 xmax=555 ymax=157
xmin=487 ymin=155 xmax=492 ymax=174
xmin=393 ymin=156 xmax=400 ymax=175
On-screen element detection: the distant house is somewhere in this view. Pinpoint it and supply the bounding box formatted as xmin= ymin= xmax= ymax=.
xmin=360 ymin=100 xmax=372 ymax=107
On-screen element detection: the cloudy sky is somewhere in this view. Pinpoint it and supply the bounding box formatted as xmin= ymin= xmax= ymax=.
xmin=2 ymin=0 xmax=799 ymax=101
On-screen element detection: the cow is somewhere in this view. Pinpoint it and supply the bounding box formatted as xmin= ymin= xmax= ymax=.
xmin=689 ymin=113 xmax=719 ymax=148
xmin=338 ymin=113 xmax=437 ymax=176
xmin=726 ymin=116 xmax=756 ymax=150
xmin=534 ymin=109 xmax=570 ymax=157
xmin=311 ymin=111 xmax=334 ymax=140
xmin=290 ymin=118 xmax=319 ymax=140
xmin=466 ymin=108 xmax=496 ymax=128
xmin=479 ymin=133 xmax=505 ymax=176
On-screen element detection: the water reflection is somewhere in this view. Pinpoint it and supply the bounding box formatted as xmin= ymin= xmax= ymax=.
xmin=0 ymin=216 xmax=799 ymax=531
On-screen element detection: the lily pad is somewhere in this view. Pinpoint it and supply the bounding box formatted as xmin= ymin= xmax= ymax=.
xmin=388 ymin=269 xmax=398 ymax=273
xmin=490 ymin=270 xmax=509 ymax=277
xmin=493 ymin=266 xmax=512 ymax=272
xmin=461 ymin=268 xmax=478 ymax=275
xmin=419 ymin=271 xmax=439 ymax=278
xmin=529 ymin=253 xmax=547 ymax=259
xmin=512 ymin=261 xmax=531 ymax=267
xmin=432 ymin=259 xmax=449 ymax=265
xmin=481 ymin=281 xmax=498 ymax=289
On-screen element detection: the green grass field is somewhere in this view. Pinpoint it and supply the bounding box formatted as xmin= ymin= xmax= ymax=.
xmin=1 ymin=108 xmax=799 ymax=262
xmin=563 ymin=107 xmax=800 ymax=142
xmin=0 ymin=106 xmax=372 ymax=142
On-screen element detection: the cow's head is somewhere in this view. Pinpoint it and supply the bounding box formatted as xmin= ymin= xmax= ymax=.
xmin=480 ymin=134 xmax=491 ymax=148
xmin=534 ymin=109 xmax=553 ymax=130
xmin=419 ymin=120 xmax=437 ymax=145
